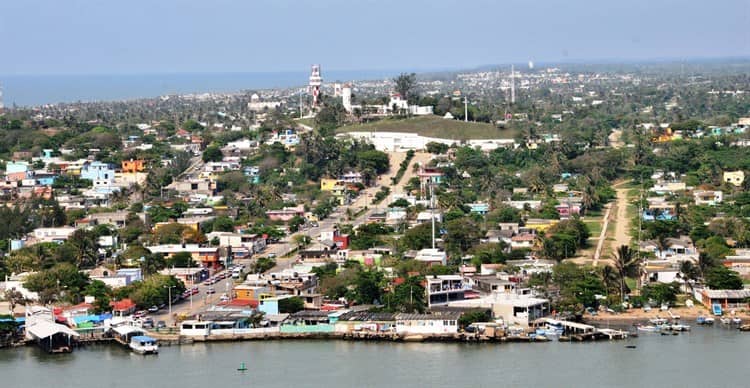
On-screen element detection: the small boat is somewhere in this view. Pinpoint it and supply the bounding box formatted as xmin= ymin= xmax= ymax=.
xmin=704 ymin=317 xmax=715 ymax=325
xmin=625 ymin=345 xmax=637 ymax=349
xmin=237 ymin=362 xmax=248 ymax=371
xmin=739 ymin=324 xmax=750 ymax=332
xmin=721 ymin=317 xmax=731 ymax=325
xmin=732 ymin=317 xmax=742 ymax=325
xmin=649 ymin=318 xmax=668 ymax=325
xmin=671 ymin=324 xmax=691 ymax=332
xmin=637 ymin=325 xmax=658 ymax=332
xmin=129 ymin=335 xmax=158 ymax=355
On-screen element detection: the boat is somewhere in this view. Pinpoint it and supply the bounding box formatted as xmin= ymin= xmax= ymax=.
xmin=649 ymin=318 xmax=668 ymax=325
xmin=636 ymin=325 xmax=658 ymax=332
xmin=732 ymin=317 xmax=742 ymax=325
xmin=671 ymin=324 xmax=691 ymax=332
xmin=739 ymin=324 xmax=750 ymax=332
xmin=625 ymin=345 xmax=637 ymax=349
xmin=721 ymin=317 xmax=731 ymax=325
xmin=696 ymin=316 xmax=714 ymax=325
xmin=129 ymin=335 xmax=158 ymax=355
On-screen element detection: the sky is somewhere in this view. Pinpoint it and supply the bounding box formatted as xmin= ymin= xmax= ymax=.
xmin=1 ymin=0 xmax=748 ymax=75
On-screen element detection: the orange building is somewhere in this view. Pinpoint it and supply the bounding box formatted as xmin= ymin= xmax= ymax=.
xmin=121 ymin=159 xmax=145 ymax=173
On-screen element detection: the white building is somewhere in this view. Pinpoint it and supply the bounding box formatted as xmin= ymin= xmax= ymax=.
xmin=394 ymin=312 xmax=460 ymax=335
xmin=415 ymin=249 xmax=447 ymax=266
xmin=32 ymin=226 xmax=77 ymax=243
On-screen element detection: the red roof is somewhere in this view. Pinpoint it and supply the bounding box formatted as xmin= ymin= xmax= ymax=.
xmin=218 ymin=299 xmax=258 ymax=308
xmin=110 ymin=298 xmax=136 ymax=311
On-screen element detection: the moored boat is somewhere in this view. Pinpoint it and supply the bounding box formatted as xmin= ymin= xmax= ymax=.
xmin=732 ymin=317 xmax=742 ymax=325
xmin=637 ymin=325 xmax=658 ymax=332
xmin=671 ymin=324 xmax=691 ymax=332
xmin=129 ymin=335 xmax=159 ymax=355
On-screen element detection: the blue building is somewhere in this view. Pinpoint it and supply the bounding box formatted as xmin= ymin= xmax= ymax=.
xmin=81 ymin=161 xmax=115 ymax=184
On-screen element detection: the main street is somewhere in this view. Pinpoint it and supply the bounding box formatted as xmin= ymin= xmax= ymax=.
xmin=146 ymin=151 xmax=432 ymax=324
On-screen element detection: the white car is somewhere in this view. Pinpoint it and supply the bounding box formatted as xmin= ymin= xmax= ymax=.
xmin=219 ymin=293 xmax=230 ymax=302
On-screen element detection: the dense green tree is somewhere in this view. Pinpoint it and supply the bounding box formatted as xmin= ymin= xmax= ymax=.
xmin=704 ymin=266 xmax=744 ymax=290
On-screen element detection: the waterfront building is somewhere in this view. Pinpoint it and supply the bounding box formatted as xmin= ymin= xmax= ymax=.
xmin=394 ymin=312 xmax=461 ymax=335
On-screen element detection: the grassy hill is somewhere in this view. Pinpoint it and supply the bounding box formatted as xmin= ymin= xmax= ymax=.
xmin=336 ymin=116 xmax=518 ymax=140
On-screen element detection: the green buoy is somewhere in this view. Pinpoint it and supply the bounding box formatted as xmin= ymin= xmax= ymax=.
xmin=237 ymin=362 xmax=247 ymax=371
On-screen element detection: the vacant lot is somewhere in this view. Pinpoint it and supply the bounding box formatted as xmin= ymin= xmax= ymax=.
xmin=337 ymin=116 xmax=518 ymax=140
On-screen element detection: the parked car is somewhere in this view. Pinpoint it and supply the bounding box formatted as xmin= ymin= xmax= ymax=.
xmin=268 ymin=253 xmax=277 ymax=258
xmin=142 ymin=318 xmax=154 ymax=329
xmin=133 ymin=310 xmax=148 ymax=319
xmin=156 ymin=320 xmax=166 ymax=329
xmin=219 ymin=293 xmax=230 ymax=302
xmin=206 ymin=287 xmax=216 ymax=294
xmin=148 ymin=305 xmax=159 ymax=313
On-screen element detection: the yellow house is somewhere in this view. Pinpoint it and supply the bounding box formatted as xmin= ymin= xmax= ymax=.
xmin=524 ymin=219 xmax=559 ymax=232
xmin=234 ymin=284 xmax=269 ymax=301
xmin=320 ymin=178 xmax=340 ymax=191
xmin=724 ymin=171 xmax=745 ymax=187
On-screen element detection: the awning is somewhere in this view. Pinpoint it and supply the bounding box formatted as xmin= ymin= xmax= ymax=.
xmin=27 ymin=320 xmax=79 ymax=339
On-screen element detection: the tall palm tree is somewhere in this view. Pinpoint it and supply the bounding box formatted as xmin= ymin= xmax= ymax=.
xmin=600 ymin=265 xmax=620 ymax=296
xmin=679 ymin=260 xmax=699 ymax=292
xmin=612 ymin=245 xmax=641 ymax=302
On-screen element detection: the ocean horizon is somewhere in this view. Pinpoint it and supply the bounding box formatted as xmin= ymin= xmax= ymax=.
xmin=0 ymin=70 xmax=401 ymax=107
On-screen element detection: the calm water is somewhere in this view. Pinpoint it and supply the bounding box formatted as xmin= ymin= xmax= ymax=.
xmin=1 ymin=327 xmax=747 ymax=388
xmin=1 ymin=70 xmax=397 ymax=107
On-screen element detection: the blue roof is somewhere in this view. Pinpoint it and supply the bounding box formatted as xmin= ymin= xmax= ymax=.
xmin=131 ymin=335 xmax=156 ymax=342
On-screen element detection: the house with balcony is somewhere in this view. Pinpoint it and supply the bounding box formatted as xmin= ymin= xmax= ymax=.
xmin=266 ymin=205 xmax=305 ymax=222
xmin=693 ymin=190 xmax=723 ymax=206
xmin=121 ymin=159 xmax=145 ymax=173
xmin=426 ymin=275 xmax=468 ymax=307
xmin=146 ymin=244 xmax=221 ymax=269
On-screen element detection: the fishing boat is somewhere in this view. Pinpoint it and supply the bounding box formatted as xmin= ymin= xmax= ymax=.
xmin=129 ymin=335 xmax=158 ymax=355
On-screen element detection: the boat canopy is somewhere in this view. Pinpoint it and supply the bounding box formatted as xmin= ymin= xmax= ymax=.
xmin=131 ymin=335 xmax=156 ymax=343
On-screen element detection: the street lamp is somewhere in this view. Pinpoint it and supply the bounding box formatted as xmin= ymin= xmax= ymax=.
xmin=164 ymin=285 xmax=177 ymax=324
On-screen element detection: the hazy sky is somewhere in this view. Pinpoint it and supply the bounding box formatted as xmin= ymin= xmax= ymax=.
xmin=1 ymin=0 xmax=748 ymax=75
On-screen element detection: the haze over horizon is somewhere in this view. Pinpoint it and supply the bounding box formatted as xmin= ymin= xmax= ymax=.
xmin=1 ymin=0 xmax=748 ymax=76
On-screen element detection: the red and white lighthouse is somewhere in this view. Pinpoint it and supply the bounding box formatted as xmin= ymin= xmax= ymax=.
xmin=309 ymin=64 xmax=322 ymax=108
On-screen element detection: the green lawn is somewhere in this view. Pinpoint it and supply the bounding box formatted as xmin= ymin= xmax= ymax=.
xmin=584 ymin=220 xmax=603 ymax=235
xmin=336 ymin=115 xmax=518 ymax=140
xmin=295 ymin=118 xmax=316 ymax=128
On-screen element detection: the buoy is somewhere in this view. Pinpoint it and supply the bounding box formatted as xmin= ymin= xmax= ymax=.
xmin=237 ymin=362 xmax=247 ymax=371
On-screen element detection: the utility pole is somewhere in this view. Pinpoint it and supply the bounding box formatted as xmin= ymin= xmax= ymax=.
xmin=510 ymin=64 xmax=516 ymax=105
xmin=430 ymin=182 xmax=436 ymax=250
xmin=464 ymin=96 xmax=468 ymax=122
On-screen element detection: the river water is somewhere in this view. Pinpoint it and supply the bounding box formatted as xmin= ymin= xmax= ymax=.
xmin=1 ymin=326 xmax=746 ymax=388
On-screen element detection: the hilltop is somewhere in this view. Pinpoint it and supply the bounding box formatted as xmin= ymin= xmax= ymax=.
xmin=336 ymin=116 xmax=517 ymax=140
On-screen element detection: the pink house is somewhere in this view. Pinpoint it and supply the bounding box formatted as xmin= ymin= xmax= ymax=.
xmin=266 ymin=205 xmax=305 ymax=222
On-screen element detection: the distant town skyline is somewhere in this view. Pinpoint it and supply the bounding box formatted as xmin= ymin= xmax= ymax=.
xmin=1 ymin=0 xmax=748 ymax=76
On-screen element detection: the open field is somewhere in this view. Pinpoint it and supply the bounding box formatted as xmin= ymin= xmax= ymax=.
xmin=337 ymin=115 xmax=518 ymax=140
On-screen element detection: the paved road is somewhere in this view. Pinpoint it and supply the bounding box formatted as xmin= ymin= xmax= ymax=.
xmin=145 ymin=151 xmax=433 ymax=322
xmin=266 ymin=151 xmax=432 ymax=272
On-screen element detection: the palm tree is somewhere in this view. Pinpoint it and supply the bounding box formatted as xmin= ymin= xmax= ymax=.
xmin=612 ymin=245 xmax=641 ymax=302
xmin=679 ymin=260 xmax=699 ymax=292
xmin=600 ymin=265 xmax=620 ymax=296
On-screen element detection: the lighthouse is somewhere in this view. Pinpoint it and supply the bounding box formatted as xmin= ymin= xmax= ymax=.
xmin=309 ymin=64 xmax=322 ymax=108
